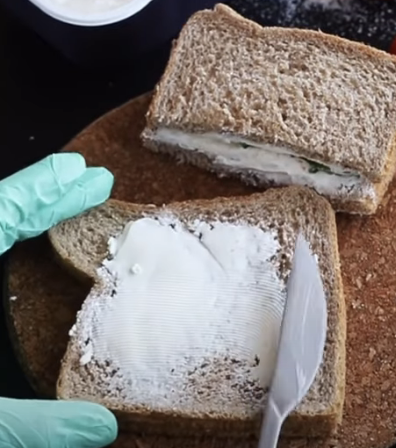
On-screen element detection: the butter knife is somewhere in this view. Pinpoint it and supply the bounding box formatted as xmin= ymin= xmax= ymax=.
xmin=258 ymin=234 xmax=328 ymax=448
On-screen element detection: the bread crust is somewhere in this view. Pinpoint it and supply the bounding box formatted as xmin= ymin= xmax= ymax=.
xmin=145 ymin=4 xmax=396 ymax=184
xmin=52 ymin=187 xmax=346 ymax=439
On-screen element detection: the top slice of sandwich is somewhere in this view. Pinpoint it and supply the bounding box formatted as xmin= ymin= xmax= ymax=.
xmin=142 ymin=4 xmax=396 ymax=215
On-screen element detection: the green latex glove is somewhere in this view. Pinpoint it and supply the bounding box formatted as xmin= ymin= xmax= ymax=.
xmin=0 ymin=398 xmax=117 ymax=448
xmin=0 ymin=153 xmax=118 ymax=447
xmin=0 ymin=152 xmax=114 ymax=253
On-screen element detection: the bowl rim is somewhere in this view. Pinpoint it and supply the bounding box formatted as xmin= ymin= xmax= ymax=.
xmin=27 ymin=0 xmax=154 ymax=26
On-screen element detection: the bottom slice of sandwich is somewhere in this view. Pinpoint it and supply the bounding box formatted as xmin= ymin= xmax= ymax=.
xmin=51 ymin=186 xmax=346 ymax=439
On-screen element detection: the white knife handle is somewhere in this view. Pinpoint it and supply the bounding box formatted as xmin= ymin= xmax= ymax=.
xmin=258 ymin=399 xmax=283 ymax=448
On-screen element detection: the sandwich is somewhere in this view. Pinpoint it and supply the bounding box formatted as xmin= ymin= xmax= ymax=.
xmin=51 ymin=186 xmax=346 ymax=438
xmin=141 ymin=4 xmax=396 ymax=215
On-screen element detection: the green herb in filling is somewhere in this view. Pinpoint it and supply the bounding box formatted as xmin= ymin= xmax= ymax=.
xmin=235 ymin=143 xmax=358 ymax=178
xmin=301 ymin=158 xmax=333 ymax=174
xmin=239 ymin=142 xmax=252 ymax=149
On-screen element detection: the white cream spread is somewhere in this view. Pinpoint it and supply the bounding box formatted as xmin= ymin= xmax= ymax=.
xmin=83 ymin=216 xmax=287 ymax=394
xmin=153 ymin=129 xmax=375 ymax=199
xmin=50 ymin=0 xmax=132 ymax=14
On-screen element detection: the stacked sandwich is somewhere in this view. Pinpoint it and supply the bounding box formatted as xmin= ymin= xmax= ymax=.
xmin=51 ymin=4 xmax=396 ymax=444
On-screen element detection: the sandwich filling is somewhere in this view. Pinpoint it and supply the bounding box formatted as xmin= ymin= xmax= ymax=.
xmin=152 ymin=128 xmax=376 ymax=199
xmin=77 ymin=215 xmax=290 ymax=413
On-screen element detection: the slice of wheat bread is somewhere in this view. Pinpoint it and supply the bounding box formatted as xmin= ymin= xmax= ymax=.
xmin=141 ymin=4 xmax=396 ymax=215
xmin=50 ymin=186 xmax=345 ymax=439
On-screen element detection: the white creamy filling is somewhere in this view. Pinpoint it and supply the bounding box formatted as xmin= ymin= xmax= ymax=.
xmin=85 ymin=216 xmax=287 ymax=392
xmin=51 ymin=0 xmax=132 ymax=14
xmin=153 ymin=128 xmax=375 ymax=198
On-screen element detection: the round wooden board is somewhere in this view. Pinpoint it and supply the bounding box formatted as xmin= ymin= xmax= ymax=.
xmin=6 ymin=93 xmax=396 ymax=448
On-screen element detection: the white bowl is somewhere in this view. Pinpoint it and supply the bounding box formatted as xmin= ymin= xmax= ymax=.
xmin=28 ymin=0 xmax=154 ymax=26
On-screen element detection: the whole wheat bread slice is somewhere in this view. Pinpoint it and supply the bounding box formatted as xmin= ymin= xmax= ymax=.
xmin=50 ymin=186 xmax=346 ymax=439
xmin=141 ymin=3 xmax=396 ymax=215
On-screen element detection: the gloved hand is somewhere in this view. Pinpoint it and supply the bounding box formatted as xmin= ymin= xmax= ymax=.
xmin=0 ymin=152 xmax=118 ymax=448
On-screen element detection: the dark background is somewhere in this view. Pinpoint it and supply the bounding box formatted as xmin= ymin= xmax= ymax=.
xmin=0 ymin=1 xmax=396 ymax=445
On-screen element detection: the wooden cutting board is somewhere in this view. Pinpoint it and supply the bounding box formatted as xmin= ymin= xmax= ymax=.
xmin=6 ymin=93 xmax=396 ymax=448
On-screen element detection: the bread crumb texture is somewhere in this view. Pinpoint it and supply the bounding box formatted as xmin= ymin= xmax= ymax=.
xmin=7 ymin=93 xmax=396 ymax=448
xmin=147 ymin=5 xmax=396 ymax=182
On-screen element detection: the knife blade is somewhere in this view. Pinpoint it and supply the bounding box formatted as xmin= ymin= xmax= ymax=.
xmin=258 ymin=233 xmax=327 ymax=448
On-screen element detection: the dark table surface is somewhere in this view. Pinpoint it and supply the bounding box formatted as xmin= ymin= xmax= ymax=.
xmin=0 ymin=1 xmax=396 ymax=445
